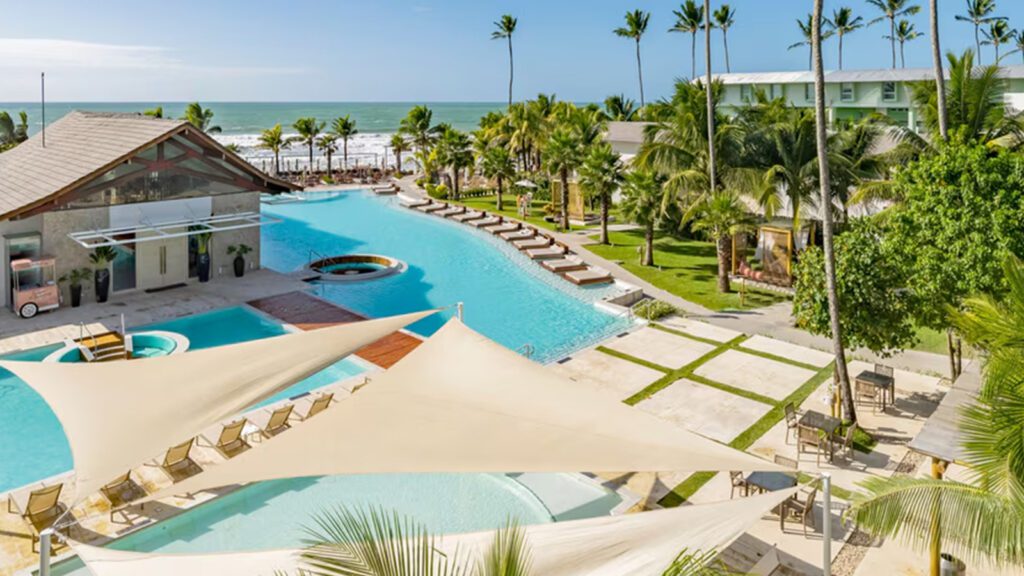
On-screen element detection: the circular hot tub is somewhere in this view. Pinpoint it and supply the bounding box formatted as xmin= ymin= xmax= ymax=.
xmin=308 ymin=254 xmax=406 ymax=282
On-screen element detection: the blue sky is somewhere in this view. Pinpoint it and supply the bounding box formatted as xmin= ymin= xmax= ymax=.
xmin=2 ymin=0 xmax=1024 ymax=102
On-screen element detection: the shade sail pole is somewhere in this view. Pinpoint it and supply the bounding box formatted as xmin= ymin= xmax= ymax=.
xmin=456 ymin=301 xmax=464 ymax=321
xmin=822 ymin=473 xmax=832 ymax=576
xmin=39 ymin=527 xmax=53 ymax=576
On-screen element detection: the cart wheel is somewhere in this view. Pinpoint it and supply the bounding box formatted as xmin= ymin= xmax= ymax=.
xmin=19 ymin=302 xmax=38 ymax=318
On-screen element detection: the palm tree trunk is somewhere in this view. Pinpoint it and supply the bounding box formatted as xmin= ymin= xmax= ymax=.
xmin=343 ymin=139 xmax=349 ymax=170
xmin=808 ymin=47 xmax=812 ymax=71
xmin=327 ymin=150 xmax=333 ymax=177
xmin=691 ymin=32 xmax=697 ymax=79
xmin=452 ymin=167 xmax=460 ymax=200
xmin=901 ymin=41 xmax=906 ymax=68
xmin=890 ymin=16 xmax=897 ymax=69
xmin=975 ymin=25 xmax=982 ymax=64
xmin=635 ymin=39 xmax=645 ymax=108
xmin=644 ymin=222 xmax=655 ymax=266
xmin=507 ymin=37 xmax=514 ymax=108
xmin=560 ymin=168 xmax=570 ymax=230
xmin=496 ymin=175 xmax=504 ymax=211
xmin=813 ymin=0 xmax=856 ymax=422
xmin=274 ymin=151 xmax=280 ymax=175
xmin=705 ymin=0 xmax=716 ymax=195
xmin=600 ymin=191 xmax=609 ymax=244
xmin=308 ymin=143 xmax=314 ymax=172
xmin=930 ymin=0 xmax=949 ymax=140
xmin=839 ymin=33 xmax=844 ymax=70
xmin=723 ymin=29 xmax=731 ymax=73
xmin=396 ymin=149 xmax=403 ymax=173
xmin=716 ymin=235 xmax=731 ymax=292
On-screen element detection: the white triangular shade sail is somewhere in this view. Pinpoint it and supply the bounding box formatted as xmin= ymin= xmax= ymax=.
xmin=74 ymin=488 xmax=796 ymax=576
xmin=0 ymin=309 xmax=435 ymax=500
xmin=143 ymin=318 xmax=780 ymax=503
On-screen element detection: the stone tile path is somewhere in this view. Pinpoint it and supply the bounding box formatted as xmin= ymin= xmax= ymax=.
xmin=602 ymin=327 xmax=716 ymax=369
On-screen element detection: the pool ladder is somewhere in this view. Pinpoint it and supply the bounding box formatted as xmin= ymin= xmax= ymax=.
xmin=518 ymin=343 xmax=534 ymax=359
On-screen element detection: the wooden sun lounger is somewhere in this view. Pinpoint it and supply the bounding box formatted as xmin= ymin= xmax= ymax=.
xmin=249 ymin=404 xmax=295 ymax=438
xmin=525 ymin=245 xmax=568 ymax=260
xmin=417 ymin=202 xmax=447 ymax=213
xmin=451 ymin=210 xmax=485 ymax=222
xmin=373 ymin=187 xmax=398 ymax=196
xmin=489 ymin=223 xmax=520 ymax=235
xmin=401 ymin=198 xmax=431 ymax=208
xmin=513 ymin=237 xmax=552 ymax=250
xmin=100 ymin=471 xmax=146 ymax=522
xmin=8 ymin=483 xmax=69 ymax=551
xmin=157 ymin=437 xmax=202 ymax=482
xmin=211 ymin=419 xmax=250 ymax=457
xmin=541 ymin=258 xmax=589 ymax=273
xmin=470 ymin=216 xmax=501 ymax=228
xmin=501 ymin=228 xmax=535 ymax=241
xmin=564 ymin=267 xmax=614 ymax=285
xmin=437 ymin=206 xmax=466 ymax=218
xmin=299 ymin=392 xmax=335 ymax=420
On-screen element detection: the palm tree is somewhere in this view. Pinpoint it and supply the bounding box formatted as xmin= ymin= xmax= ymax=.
xmin=981 ymin=19 xmax=1014 ymax=63
xmin=1012 ymin=30 xmax=1024 ymax=64
xmin=543 ymin=126 xmax=583 ymax=230
xmin=955 ymin=0 xmax=1006 ymax=64
xmin=790 ymin=14 xmax=833 ymax=70
xmin=713 ymin=5 xmax=736 ymax=73
xmin=317 ymin=133 xmax=339 ymax=177
xmin=827 ymin=7 xmax=864 ymax=70
xmin=884 ymin=20 xmax=923 ymax=68
xmin=258 ymin=124 xmax=289 ymax=175
xmin=614 ymin=10 xmax=650 ymax=108
xmin=619 ymin=170 xmax=663 ymax=266
xmin=180 ymin=102 xmax=221 ymax=133
xmin=691 ymin=192 xmax=753 ymax=293
xmin=670 ymin=1 xmax=705 ymax=80
xmin=603 ymin=94 xmax=638 ymax=121
xmin=0 ymin=111 xmax=29 ymax=151
xmin=434 ymin=127 xmax=473 ymax=200
xmin=866 ymin=0 xmax=922 ymax=69
xmin=930 ymin=0 xmax=949 ymax=140
xmin=390 ymin=133 xmax=409 ymax=173
xmin=291 ymin=117 xmax=325 ymax=172
xmin=703 ymin=0 xmax=716 ymax=201
xmin=399 ymin=105 xmax=437 ymax=160
xmin=578 ymin=143 xmax=624 ymax=245
xmin=849 ymin=256 xmax=1024 ymax=574
xmin=492 ymin=14 xmax=518 ymax=108
xmin=813 ymin=0 xmax=855 ymax=422
xmin=143 ymin=106 xmax=164 ymax=118
xmin=330 ymin=115 xmax=358 ymax=170
xmin=480 ymin=145 xmax=515 ymax=211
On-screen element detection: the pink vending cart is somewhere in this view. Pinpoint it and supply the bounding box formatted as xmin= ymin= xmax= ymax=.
xmin=10 ymin=257 xmax=59 ymax=318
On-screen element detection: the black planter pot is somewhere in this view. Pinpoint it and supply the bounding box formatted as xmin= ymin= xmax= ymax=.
xmin=233 ymin=255 xmax=246 ymax=278
xmin=70 ymin=284 xmax=82 ymax=308
xmin=94 ymin=269 xmax=110 ymax=303
xmin=197 ymin=253 xmax=211 ymax=282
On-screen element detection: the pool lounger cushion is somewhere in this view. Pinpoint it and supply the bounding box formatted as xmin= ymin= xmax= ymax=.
xmin=526 ymin=246 xmax=567 ymax=260
xmin=500 ymin=228 xmax=536 ymax=241
xmin=402 ymin=199 xmax=431 ymax=208
xmin=565 ymin=267 xmax=613 ymax=285
xmin=436 ymin=207 xmax=466 ymax=217
xmin=470 ymin=217 xmax=501 ymax=228
xmin=513 ymin=237 xmax=552 ymax=250
xmin=542 ymin=258 xmax=589 ymax=273
xmin=451 ymin=211 xmax=485 ymax=222
xmin=489 ymin=223 xmax=520 ymax=235
xmin=417 ymin=203 xmax=446 ymax=213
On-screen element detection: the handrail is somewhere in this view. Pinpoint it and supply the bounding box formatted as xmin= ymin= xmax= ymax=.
xmin=517 ymin=343 xmax=534 ymax=359
xmin=307 ymin=248 xmax=329 ymax=267
xmin=79 ymin=322 xmax=98 ymax=352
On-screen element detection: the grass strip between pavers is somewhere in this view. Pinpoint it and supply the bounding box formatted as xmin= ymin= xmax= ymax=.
xmin=648 ymin=323 xmax=722 ymax=347
xmin=620 ymin=335 xmax=749 ymax=406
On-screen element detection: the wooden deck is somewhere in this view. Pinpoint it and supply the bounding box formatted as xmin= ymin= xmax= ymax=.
xmin=247 ymin=291 xmax=422 ymax=368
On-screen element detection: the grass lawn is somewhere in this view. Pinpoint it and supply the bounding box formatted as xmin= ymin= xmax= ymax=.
xmin=450 ymin=195 xmax=564 ymax=232
xmin=585 ymin=230 xmax=788 ymax=311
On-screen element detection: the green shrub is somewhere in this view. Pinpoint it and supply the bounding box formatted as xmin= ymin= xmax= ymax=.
xmin=633 ymin=299 xmax=677 ymax=320
xmin=426 ymin=183 xmax=449 ymax=200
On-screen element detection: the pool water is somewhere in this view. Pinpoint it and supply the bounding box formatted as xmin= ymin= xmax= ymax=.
xmin=261 ymin=191 xmax=634 ymax=364
xmin=0 ymin=306 xmax=365 ymax=493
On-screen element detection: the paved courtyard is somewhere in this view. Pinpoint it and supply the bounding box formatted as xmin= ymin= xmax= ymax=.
xmin=637 ymin=378 xmax=771 ymax=444
xmin=602 ymin=326 xmax=716 ymax=369
xmin=552 ymin=348 xmax=664 ymax=400
xmin=695 ymin=349 xmax=818 ymax=401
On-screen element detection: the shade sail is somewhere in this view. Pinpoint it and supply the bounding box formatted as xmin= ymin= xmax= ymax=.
xmin=74 ymin=488 xmax=796 ymax=576
xmin=142 ymin=318 xmax=780 ymax=503
xmin=0 ymin=309 xmax=435 ymax=500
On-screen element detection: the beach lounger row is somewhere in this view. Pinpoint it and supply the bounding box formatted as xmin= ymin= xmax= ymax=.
xmin=372 ymin=182 xmax=400 ymax=195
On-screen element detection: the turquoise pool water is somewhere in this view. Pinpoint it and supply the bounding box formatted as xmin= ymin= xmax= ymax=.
xmin=262 ymin=190 xmax=634 ymax=364
xmin=0 ymin=306 xmax=365 ymax=493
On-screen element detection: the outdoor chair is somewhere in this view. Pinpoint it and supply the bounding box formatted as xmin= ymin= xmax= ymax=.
xmin=160 ymin=437 xmax=201 ymax=481
xmin=834 ymin=425 xmax=858 ymax=462
xmin=854 ymin=378 xmax=880 ymax=413
xmin=213 ymin=419 xmax=250 ymax=457
xmin=8 ymin=483 xmax=69 ymax=551
xmin=100 ymin=471 xmax=146 ymax=522
xmin=260 ymin=405 xmax=295 ymax=438
xmin=796 ymin=425 xmax=826 ymax=465
xmin=875 ymin=363 xmax=896 ymax=401
xmin=781 ymin=484 xmax=818 ymax=536
xmin=783 ymin=403 xmax=799 ymax=444
xmin=729 ymin=471 xmax=750 ymax=499
xmin=301 ymin=392 xmax=335 ymax=420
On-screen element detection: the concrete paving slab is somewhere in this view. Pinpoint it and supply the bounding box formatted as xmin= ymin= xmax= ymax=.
xmin=552 ymin=348 xmax=665 ymax=400
xmin=695 ymin=349 xmax=818 ymax=401
xmin=741 ymin=335 xmax=835 ymax=368
xmin=637 ymin=378 xmax=772 ymax=444
xmin=658 ymin=315 xmax=744 ymax=343
xmin=603 ymin=327 xmax=717 ymax=370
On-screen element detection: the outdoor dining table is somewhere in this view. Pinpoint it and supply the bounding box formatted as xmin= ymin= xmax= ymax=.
xmin=855 ymin=369 xmax=895 ymax=411
xmin=745 ymin=471 xmax=798 ymax=493
xmin=799 ymin=410 xmax=842 ymax=462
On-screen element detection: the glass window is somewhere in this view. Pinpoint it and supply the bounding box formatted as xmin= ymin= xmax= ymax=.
xmin=111 ymin=236 xmax=136 ymax=292
xmin=740 ymin=84 xmax=752 ymax=101
xmin=840 ymin=83 xmax=855 ymax=102
xmin=882 ymin=81 xmax=897 ymax=101
xmin=804 ymin=83 xmax=814 ymax=102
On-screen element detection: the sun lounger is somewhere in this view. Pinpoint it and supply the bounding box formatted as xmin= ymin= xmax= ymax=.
xmin=436 ymin=206 xmax=466 ymax=218
xmin=212 ymin=419 xmax=250 ymax=457
xmin=372 ymin=184 xmax=399 ymax=195
xmin=501 ymin=228 xmax=535 ymax=241
xmin=300 ymin=392 xmax=335 ymax=420
xmin=541 ymin=258 xmax=589 ymax=273
xmin=525 ymin=245 xmax=568 ymax=260
xmin=160 ymin=438 xmax=201 ymax=481
xmin=489 ymin=223 xmax=520 ymax=235
xmin=417 ymin=202 xmax=447 ymax=213
xmin=564 ymin=267 xmax=614 ymax=285
xmin=100 ymin=471 xmax=145 ymax=522
xmin=451 ymin=210 xmax=486 ymax=222
xmin=470 ymin=216 xmax=501 ymax=228
xmin=513 ymin=237 xmax=552 ymax=250
xmin=8 ymin=483 xmax=68 ymax=551
xmin=250 ymin=404 xmax=294 ymax=438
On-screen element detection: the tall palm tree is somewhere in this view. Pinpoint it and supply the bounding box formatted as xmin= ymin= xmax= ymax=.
xmin=317 ymin=133 xmax=339 ymax=177
xmin=614 ymin=10 xmax=650 ymax=108
xmin=399 ymin=105 xmax=438 ymax=160
xmin=619 ymin=170 xmax=663 ymax=266
xmin=884 ymin=20 xmax=923 ymax=68
xmin=180 ymin=102 xmax=221 ymax=133
xmin=578 ymin=143 xmax=624 ymax=245
xmin=291 ymin=117 xmax=325 ymax=172
xmin=712 ymin=5 xmax=736 ymax=73
xmin=670 ymin=1 xmax=705 ymax=80
xmin=691 ymin=192 xmax=753 ymax=293
xmin=390 ymin=133 xmax=409 ymax=173
xmin=704 ymin=0 xmax=716 ymax=198
xmin=331 ymin=115 xmax=358 ymax=169
xmin=543 ymin=126 xmax=583 ymax=230
xmin=480 ymin=145 xmax=515 ymax=211
xmin=955 ymin=0 xmax=1006 ymax=64
xmin=258 ymin=124 xmax=289 ymax=175
xmin=827 ymin=7 xmax=864 ymax=70
xmin=867 ymin=0 xmax=922 ymax=69
xmin=930 ymin=0 xmax=949 ymax=140
xmin=981 ymin=19 xmax=1014 ymax=63
xmin=434 ymin=127 xmax=473 ymax=200
xmin=492 ymin=14 xmax=518 ymax=108
xmin=603 ymin=94 xmax=638 ymax=121
xmin=813 ymin=0 xmax=855 ymax=422
xmin=1012 ymin=30 xmax=1024 ymax=64
xmin=790 ymin=14 xmax=833 ymax=70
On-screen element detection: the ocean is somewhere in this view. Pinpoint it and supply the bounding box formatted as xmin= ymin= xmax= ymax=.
xmin=0 ymin=101 xmax=505 ymax=171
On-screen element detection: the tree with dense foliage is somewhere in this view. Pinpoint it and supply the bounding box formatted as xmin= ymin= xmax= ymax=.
xmin=142 ymin=106 xmax=163 ymax=119
xmin=578 ymin=143 xmax=624 ymax=245
xmin=886 ymin=140 xmax=1024 ymax=378
xmin=712 ymin=4 xmax=736 ymax=73
xmin=0 ymin=111 xmax=29 ymax=151
xmin=434 ymin=126 xmax=473 ymax=200
xmin=670 ymin=0 xmax=705 ymax=79
xmin=480 ymin=145 xmax=515 ymax=211
xmin=619 ymin=170 xmax=663 ymax=267
xmin=399 ymin=105 xmax=438 ymax=159
xmin=291 ymin=117 xmax=325 ymax=171
xmin=543 ymin=126 xmax=583 ymax=230
xmin=827 ymin=7 xmax=864 ymax=70
xmin=258 ymin=124 xmax=289 ymax=174
xmin=492 ymin=14 xmax=518 ymax=107
xmin=691 ymin=192 xmax=753 ymax=293
xmin=331 ymin=115 xmax=358 ymax=169
xmin=955 ymin=0 xmax=1006 ymax=64
xmin=789 ymin=13 xmax=833 ymax=70
xmin=181 ymin=102 xmax=221 ymax=133
xmin=390 ymin=133 xmax=409 ymax=173
xmin=867 ymin=0 xmax=921 ymax=69
xmin=316 ymin=133 xmax=339 ymax=176
xmin=884 ymin=19 xmax=923 ymax=68
xmin=848 ymin=256 xmax=1024 ymax=575
xmin=614 ymin=9 xmax=650 ymax=108
xmin=603 ymin=94 xmax=638 ymax=121
xmin=981 ymin=19 xmax=1015 ymax=63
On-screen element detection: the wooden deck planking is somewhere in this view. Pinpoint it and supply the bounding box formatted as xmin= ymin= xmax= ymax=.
xmin=247 ymin=291 xmax=422 ymax=368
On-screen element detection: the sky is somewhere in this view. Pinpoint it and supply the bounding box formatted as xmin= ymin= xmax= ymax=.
xmin=2 ymin=0 xmax=1024 ymax=103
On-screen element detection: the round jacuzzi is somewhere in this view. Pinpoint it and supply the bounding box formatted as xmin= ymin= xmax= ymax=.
xmin=308 ymin=254 xmax=406 ymax=282
xmin=43 ymin=330 xmax=190 ymax=363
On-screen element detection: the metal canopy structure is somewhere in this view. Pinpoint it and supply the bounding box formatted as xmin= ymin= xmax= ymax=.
xmin=908 ymin=367 xmax=982 ymax=465
xmin=67 ymin=211 xmax=280 ymax=248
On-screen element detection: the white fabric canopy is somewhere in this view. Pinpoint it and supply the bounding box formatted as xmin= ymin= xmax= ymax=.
xmin=74 ymin=488 xmax=796 ymax=576
xmin=0 ymin=309 xmax=435 ymax=500
xmin=142 ymin=319 xmax=780 ymax=503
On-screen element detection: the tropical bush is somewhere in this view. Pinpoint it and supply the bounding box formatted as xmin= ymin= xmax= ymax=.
xmin=633 ymin=299 xmax=677 ymax=320
xmin=425 ymin=183 xmax=449 ymax=200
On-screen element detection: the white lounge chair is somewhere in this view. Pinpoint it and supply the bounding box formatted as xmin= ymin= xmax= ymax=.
xmin=565 ymin=267 xmax=613 ymax=285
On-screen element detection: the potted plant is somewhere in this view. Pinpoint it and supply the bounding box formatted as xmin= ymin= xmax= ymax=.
xmin=59 ymin=267 xmax=91 ymax=307
xmin=227 ymin=244 xmax=253 ymax=278
xmin=194 ymin=232 xmax=213 ymax=282
xmin=88 ymin=246 xmax=117 ymax=303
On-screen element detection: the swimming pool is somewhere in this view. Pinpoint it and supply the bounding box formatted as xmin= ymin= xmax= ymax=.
xmin=0 ymin=306 xmax=366 ymax=493
xmin=261 ymin=190 xmax=635 ymax=364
